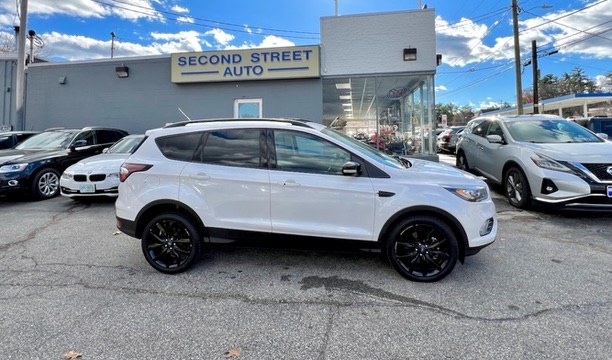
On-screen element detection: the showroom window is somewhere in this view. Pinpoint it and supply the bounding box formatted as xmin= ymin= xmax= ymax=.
xmin=322 ymin=74 xmax=435 ymax=157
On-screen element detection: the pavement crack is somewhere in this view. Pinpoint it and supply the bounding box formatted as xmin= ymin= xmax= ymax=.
xmin=0 ymin=202 xmax=90 ymax=253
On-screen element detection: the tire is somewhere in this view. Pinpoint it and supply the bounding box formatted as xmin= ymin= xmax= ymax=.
xmin=456 ymin=151 xmax=470 ymax=171
xmin=31 ymin=168 xmax=61 ymax=199
xmin=141 ymin=212 xmax=201 ymax=274
xmin=385 ymin=216 xmax=458 ymax=282
xmin=504 ymin=167 xmax=531 ymax=209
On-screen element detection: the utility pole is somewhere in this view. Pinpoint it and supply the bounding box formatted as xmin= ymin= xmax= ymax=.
xmin=511 ymin=0 xmax=523 ymax=115
xmin=15 ymin=0 xmax=28 ymax=131
xmin=111 ymin=32 xmax=116 ymax=58
xmin=531 ymin=40 xmax=539 ymax=114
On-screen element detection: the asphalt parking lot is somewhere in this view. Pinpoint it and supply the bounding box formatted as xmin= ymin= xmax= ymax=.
xmin=1 ymin=160 xmax=611 ymax=359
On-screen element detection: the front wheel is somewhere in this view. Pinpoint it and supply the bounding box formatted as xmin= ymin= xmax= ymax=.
xmin=141 ymin=212 xmax=201 ymax=274
xmin=385 ymin=216 xmax=458 ymax=282
xmin=32 ymin=168 xmax=61 ymax=199
xmin=504 ymin=167 xmax=531 ymax=209
xmin=456 ymin=151 xmax=470 ymax=172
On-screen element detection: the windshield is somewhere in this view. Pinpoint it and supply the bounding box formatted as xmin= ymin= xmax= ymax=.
xmin=505 ymin=120 xmax=603 ymax=143
xmin=321 ymin=128 xmax=405 ymax=169
xmin=108 ymin=135 xmax=144 ymax=154
xmin=15 ymin=131 xmax=79 ymax=150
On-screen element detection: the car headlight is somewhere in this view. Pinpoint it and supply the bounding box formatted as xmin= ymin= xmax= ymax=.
xmin=107 ymin=172 xmax=120 ymax=179
xmin=530 ymin=153 xmax=573 ymax=173
xmin=62 ymin=172 xmax=73 ymax=179
xmin=0 ymin=163 xmax=28 ymax=173
xmin=445 ymin=186 xmax=488 ymax=202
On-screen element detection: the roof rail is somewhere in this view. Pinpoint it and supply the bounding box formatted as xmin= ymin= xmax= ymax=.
xmin=163 ymin=117 xmax=313 ymax=128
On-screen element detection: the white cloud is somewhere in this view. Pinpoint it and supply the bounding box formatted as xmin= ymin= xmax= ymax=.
xmin=42 ymin=30 xmax=204 ymax=61
xmin=259 ymin=35 xmax=295 ymax=48
xmin=435 ymin=85 xmax=447 ymax=92
xmin=223 ymin=35 xmax=295 ymax=50
xmin=177 ymin=16 xmax=194 ymax=24
xmin=436 ymin=1 xmax=612 ymax=68
xmin=204 ymin=28 xmax=235 ymax=47
xmin=171 ymin=5 xmax=189 ymax=14
xmin=0 ymin=0 xmax=164 ymax=23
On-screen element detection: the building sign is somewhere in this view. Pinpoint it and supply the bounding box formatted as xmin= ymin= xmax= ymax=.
xmin=171 ymin=45 xmax=320 ymax=83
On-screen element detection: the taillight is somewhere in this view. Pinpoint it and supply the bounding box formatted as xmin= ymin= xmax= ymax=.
xmin=443 ymin=134 xmax=451 ymax=141
xmin=120 ymin=163 xmax=152 ymax=182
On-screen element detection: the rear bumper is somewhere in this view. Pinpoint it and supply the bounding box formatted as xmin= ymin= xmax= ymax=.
xmin=116 ymin=216 xmax=138 ymax=238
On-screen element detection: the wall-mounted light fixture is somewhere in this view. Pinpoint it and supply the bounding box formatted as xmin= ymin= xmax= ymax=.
xmin=58 ymin=76 xmax=66 ymax=85
xmin=115 ymin=66 xmax=129 ymax=78
xmin=403 ymin=48 xmax=417 ymax=61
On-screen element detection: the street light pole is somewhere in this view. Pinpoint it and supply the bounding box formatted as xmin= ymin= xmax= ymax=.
xmin=512 ymin=0 xmax=523 ymax=115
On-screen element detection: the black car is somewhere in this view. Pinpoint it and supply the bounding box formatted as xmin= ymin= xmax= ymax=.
xmin=0 ymin=127 xmax=128 ymax=199
xmin=0 ymin=131 xmax=40 ymax=150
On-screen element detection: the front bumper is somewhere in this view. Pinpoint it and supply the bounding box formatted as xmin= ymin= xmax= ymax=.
xmin=60 ymin=175 xmax=120 ymax=198
xmin=0 ymin=173 xmax=30 ymax=194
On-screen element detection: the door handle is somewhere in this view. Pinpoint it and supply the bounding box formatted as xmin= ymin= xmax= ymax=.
xmin=190 ymin=173 xmax=211 ymax=180
xmin=281 ymin=180 xmax=300 ymax=187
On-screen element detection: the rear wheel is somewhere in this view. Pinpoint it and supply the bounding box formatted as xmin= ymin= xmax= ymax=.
xmin=141 ymin=212 xmax=201 ymax=274
xmin=32 ymin=168 xmax=60 ymax=199
xmin=385 ymin=216 xmax=458 ymax=282
xmin=504 ymin=167 xmax=531 ymax=209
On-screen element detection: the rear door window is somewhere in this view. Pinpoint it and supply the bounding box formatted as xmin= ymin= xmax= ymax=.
xmin=200 ymin=129 xmax=265 ymax=168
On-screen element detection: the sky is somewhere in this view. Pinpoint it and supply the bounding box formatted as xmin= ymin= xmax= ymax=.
xmin=0 ymin=0 xmax=610 ymax=110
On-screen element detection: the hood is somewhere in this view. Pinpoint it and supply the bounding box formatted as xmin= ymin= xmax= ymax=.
xmin=522 ymin=141 xmax=612 ymax=163
xmin=0 ymin=148 xmax=67 ymax=165
xmin=399 ymin=157 xmax=486 ymax=187
xmin=65 ymin=153 xmax=130 ymax=173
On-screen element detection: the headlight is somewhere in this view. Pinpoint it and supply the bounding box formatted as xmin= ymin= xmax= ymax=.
xmin=107 ymin=172 xmax=120 ymax=178
xmin=530 ymin=153 xmax=573 ymax=173
xmin=445 ymin=186 xmax=488 ymax=202
xmin=62 ymin=172 xmax=73 ymax=179
xmin=0 ymin=163 xmax=28 ymax=173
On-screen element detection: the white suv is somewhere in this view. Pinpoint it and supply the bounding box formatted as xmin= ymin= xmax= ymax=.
xmin=116 ymin=119 xmax=497 ymax=282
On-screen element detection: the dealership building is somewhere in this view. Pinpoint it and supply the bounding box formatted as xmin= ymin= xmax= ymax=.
xmin=1 ymin=9 xmax=440 ymax=156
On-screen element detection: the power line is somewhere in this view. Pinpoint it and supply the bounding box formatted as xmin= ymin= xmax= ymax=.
xmin=523 ymin=9 xmax=612 ymax=41
xmin=91 ymin=0 xmax=320 ymax=40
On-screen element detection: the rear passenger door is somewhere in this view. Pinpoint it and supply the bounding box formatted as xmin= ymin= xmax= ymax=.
xmin=178 ymin=128 xmax=272 ymax=232
xmin=268 ymin=129 xmax=377 ymax=241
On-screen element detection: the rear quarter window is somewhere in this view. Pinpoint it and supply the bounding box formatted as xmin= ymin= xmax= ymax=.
xmin=156 ymin=132 xmax=204 ymax=162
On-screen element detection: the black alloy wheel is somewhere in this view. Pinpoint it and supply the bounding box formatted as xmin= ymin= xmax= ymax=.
xmin=456 ymin=151 xmax=469 ymax=171
xmin=141 ymin=212 xmax=201 ymax=274
xmin=385 ymin=216 xmax=458 ymax=282
xmin=32 ymin=168 xmax=61 ymax=199
xmin=504 ymin=167 xmax=531 ymax=209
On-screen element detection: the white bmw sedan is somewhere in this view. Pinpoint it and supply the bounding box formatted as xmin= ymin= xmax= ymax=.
xmin=60 ymin=134 xmax=145 ymax=199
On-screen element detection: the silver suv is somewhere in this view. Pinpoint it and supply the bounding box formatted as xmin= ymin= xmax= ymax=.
xmin=456 ymin=114 xmax=612 ymax=211
xmin=115 ymin=118 xmax=496 ymax=282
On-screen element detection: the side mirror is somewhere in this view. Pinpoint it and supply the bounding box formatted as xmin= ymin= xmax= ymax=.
xmin=70 ymin=139 xmax=88 ymax=152
xmin=102 ymin=147 xmax=109 ymax=153
xmin=341 ymin=161 xmax=361 ymax=176
xmin=596 ymin=133 xmax=608 ymax=140
xmin=486 ymin=134 xmax=503 ymax=144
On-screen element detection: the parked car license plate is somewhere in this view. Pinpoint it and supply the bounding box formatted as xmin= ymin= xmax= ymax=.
xmin=80 ymin=184 xmax=95 ymax=193
xmin=608 ymin=185 xmax=612 ymax=198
